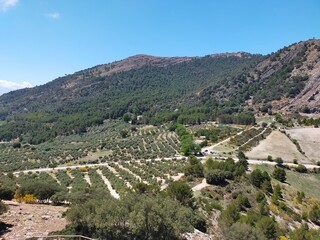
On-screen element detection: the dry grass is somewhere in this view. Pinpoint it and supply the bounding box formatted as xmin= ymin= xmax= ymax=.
xmin=212 ymin=143 xmax=235 ymax=154
xmin=245 ymin=130 xmax=309 ymax=163
xmin=252 ymin=164 xmax=320 ymax=200
xmin=286 ymin=127 xmax=320 ymax=162
xmin=63 ymin=150 xmax=113 ymax=165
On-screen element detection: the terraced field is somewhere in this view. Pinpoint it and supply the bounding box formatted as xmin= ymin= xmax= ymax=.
xmin=0 ymin=121 xmax=181 ymax=172
xmin=13 ymin=158 xmax=187 ymax=199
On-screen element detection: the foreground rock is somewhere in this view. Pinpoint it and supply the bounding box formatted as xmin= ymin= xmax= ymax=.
xmin=0 ymin=201 xmax=68 ymax=240
xmin=182 ymin=229 xmax=213 ymax=240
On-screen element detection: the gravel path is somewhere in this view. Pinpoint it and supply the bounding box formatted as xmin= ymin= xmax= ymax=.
xmin=96 ymin=169 xmax=120 ymax=199
xmin=192 ymin=178 xmax=210 ymax=191
xmin=83 ymin=173 xmax=92 ymax=186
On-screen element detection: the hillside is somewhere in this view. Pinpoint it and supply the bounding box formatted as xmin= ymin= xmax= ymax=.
xmin=0 ymin=53 xmax=261 ymax=143
xmin=195 ymin=39 xmax=320 ymax=114
xmin=0 ymin=39 xmax=320 ymax=143
xmin=248 ymin=39 xmax=320 ymax=114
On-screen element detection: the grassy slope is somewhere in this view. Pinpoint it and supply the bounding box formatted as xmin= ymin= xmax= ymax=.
xmin=252 ymin=164 xmax=320 ymax=200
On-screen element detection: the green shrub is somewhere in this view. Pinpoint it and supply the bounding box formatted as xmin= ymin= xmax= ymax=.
xmin=272 ymin=167 xmax=286 ymax=182
xmin=309 ymin=205 xmax=320 ymax=224
xmin=256 ymin=191 xmax=266 ymax=203
xmin=205 ymin=170 xmax=226 ymax=185
xmin=256 ymin=216 xmax=277 ymax=240
xmin=235 ymin=194 xmax=251 ymax=211
xmin=296 ymin=191 xmax=305 ymax=203
xmin=184 ymin=156 xmax=204 ymax=178
xmin=295 ymin=164 xmax=307 ymax=173
xmin=219 ymin=204 xmax=240 ymax=227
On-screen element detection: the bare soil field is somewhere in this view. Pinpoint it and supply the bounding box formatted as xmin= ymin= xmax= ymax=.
xmin=286 ymin=127 xmax=320 ymax=162
xmin=246 ymin=130 xmax=309 ymax=163
xmin=0 ymin=201 xmax=68 ymax=240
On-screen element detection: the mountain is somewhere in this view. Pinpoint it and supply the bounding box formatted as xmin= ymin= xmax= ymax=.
xmin=195 ymin=39 xmax=320 ymax=114
xmin=0 ymin=39 xmax=319 ymax=143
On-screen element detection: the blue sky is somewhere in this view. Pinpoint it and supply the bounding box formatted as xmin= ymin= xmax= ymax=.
xmin=0 ymin=0 xmax=320 ymax=94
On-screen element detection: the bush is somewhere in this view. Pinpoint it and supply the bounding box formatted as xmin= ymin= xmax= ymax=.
xmin=0 ymin=184 xmax=15 ymax=200
xmin=79 ymin=167 xmax=89 ymax=172
xmin=205 ymin=170 xmax=226 ymax=185
xmin=258 ymin=200 xmax=269 ymax=216
xmin=224 ymin=222 xmax=267 ymax=240
xmin=295 ymin=164 xmax=307 ymax=173
xmin=261 ymin=180 xmax=273 ymax=194
xmin=186 ymin=175 xmax=194 ymax=182
xmin=184 ymin=156 xmax=204 ymax=178
xmin=15 ymin=193 xmax=37 ymax=204
xmin=309 ymin=205 xmax=320 ymax=224
xmin=12 ymin=142 xmax=21 ymax=148
xmin=271 ymin=184 xmax=282 ymax=205
xmin=275 ymin=157 xmax=283 ymax=166
xmin=256 ymin=191 xmax=266 ymax=203
xmin=0 ymin=201 xmax=7 ymax=215
xmin=250 ymin=169 xmax=271 ymax=188
xmin=235 ymin=194 xmax=251 ymax=210
xmin=296 ymin=191 xmax=305 ymax=204
xmin=166 ymin=181 xmax=194 ymax=207
xmin=256 ymin=216 xmax=278 ymax=240
xmin=219 ymin=204 xmax=240 ymax=227
xmin=272 ymin=167 xmax=286 ymax=182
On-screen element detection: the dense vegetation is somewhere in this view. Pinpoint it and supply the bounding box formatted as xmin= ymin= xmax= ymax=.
xmin=0 ymin=40 xmax=318 ymax=144
xmin=0 ymin=121 xmax=182 ymax=172
xmin=194 ymin=125 xmax=240 ymax=143
xmin=0 ymin=39 xmax=320 ymax=239
xmin=0 ymin=40 xmax=318 ymax=145
xmin=0 ymin=150 xmax=319 ymax=239
xmin=298 ymin=117 xmax=320 ymax=127
xmin=170 ymin=124 xmax=201 ymax=156
xmin=0 ymin=54 xmax=261 ymax=143
xmin=63 ymin=193 xmax=196 ymax=239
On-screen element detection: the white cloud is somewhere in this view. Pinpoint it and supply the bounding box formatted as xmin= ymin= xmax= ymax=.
xmin=0 ymin=79 xmax=32 ymax=91
xmin=45 ymin=12 xmax=60 ymax=19
xmin=0 ymin=0 xmax=19 ymax=12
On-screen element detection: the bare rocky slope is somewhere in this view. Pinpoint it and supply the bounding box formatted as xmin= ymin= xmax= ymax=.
xmin=249 ymin=39 xmax=320 ymax=114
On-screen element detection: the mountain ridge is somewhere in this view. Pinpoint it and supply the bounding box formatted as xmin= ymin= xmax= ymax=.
xmin=0 ymin=39 xmax=320 ymax=143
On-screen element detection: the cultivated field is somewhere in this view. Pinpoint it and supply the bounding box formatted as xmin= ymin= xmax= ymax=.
xmin=0 ymin=121 xmax=181 ymax=172
xmin=286 ymin=127 xmax=320 ymax=162
xmin=10 ymin=159 xmax=187 ymax=199
xmin=246 ymin=130 xmax=309 ymax=163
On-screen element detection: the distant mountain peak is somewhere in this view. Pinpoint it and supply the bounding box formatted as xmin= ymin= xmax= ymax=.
xmin=209 ymin=52 xmax=255 ymax=58
xmin=86 ymin=54 xmax=194 ymax=78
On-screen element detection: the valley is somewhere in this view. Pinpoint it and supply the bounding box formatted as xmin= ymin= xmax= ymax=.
xmin=1 ymin=39 xmax=320 ymax=240
xmin=1 ymin=118 xmax=320 ymax=239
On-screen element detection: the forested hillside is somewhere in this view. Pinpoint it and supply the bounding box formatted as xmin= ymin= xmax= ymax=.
xmin=0 ymin=53 xmax=261 ymax=143
xmin=0 ymin=39 xmax=320 ymax=144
